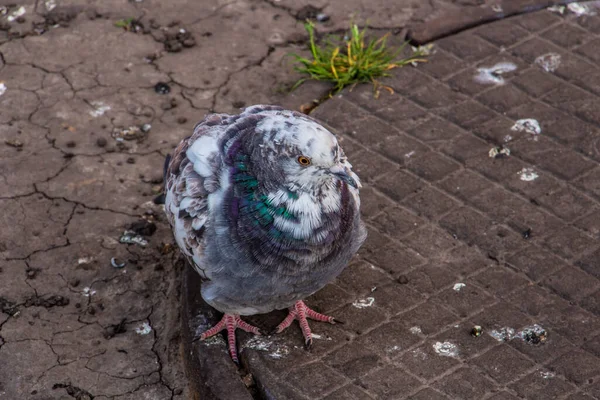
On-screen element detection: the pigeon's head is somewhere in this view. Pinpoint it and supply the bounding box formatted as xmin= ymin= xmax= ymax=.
xmin=255 ymin=113 xmax=361 ymax=193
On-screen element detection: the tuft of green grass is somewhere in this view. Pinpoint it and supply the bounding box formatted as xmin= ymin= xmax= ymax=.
xmin=114 ymin=17 xmax=135 ymax=29
xmin=290 ymin=22 xmax=427 ymax=97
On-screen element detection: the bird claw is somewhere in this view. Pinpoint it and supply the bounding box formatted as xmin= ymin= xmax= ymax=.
xmin=304 ymin=337 xmax=313 ymax=351
xmin=193 ymin=314 xmax=261 ymax=364
xmin=274 ymin=300 xmax=338 ymax=349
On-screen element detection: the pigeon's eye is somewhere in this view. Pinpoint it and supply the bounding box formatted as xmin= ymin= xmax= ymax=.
xmin=297 ymin=155 xmax=311 ymax=166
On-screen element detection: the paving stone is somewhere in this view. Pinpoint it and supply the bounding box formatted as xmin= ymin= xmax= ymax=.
xmin=396 ymin=301 xmax=459 ymax=336
xmin=399 ymin=339 xmax=461 ymax=380
xmin=439 ymin=134 xmax=490 ymax=166
xmin=477 ymin=84 xmax=530 ymax=114
xmin=576 ymin=166 xmax=600 ymax=199
xmin=509 ymin=369 xmax=576 ymax=400
xmin=536 ymin=187 xmax=597 ymax=221
xmin=401 ymin=186 xmax=459 ymax=220
xmin=436 ymin=100 xmax=497 ymax=130
xmin=437 ymin=169 xmax=491 ymax=202
xmin=472 ymin=344 xmax=536 ymax=384
xmin=580 ymin=289 xmax=600 ymax=317
xmin=574 ymin=208 xmax=600 ymax=241
xmin=509 ymin=285 xmax=600 ymax=347
xmin=407 ymin=117 xmax=465 ymax=149
xmin=404 ymin=150 xmax=461 ymax=182
xmin=306 ymin=284 xmax=357 ymax=315
xmin=565 ymin=393 xmax=596 ymax=400
xmin=370 ymin=96 xmax=430 ymax=132
xmin=334 ymin=302 xmax=388 ymax=336
xmin=350 ymin=149 xmax=400 ymax=184
xmin=357 ymin=365 xmax=422 ymax=399
xmin=431 ymin=319 xmax=499 ymax=359
xmin=417 ymin=48 xmax=466 ymax=80
xmin=323 ymin=384 xmax=376 ymax=400
xmin=335 ymin=260 xmax=393 ymax=296
xmin=511 ymin=67 xmax=564 ymax=98
xmin=405 ymin=263 xmax=462 ymax=297
xmin=471 ymin=266 xmax=531 ymax=298
xmin=548 ymin=350 xmax=600 ymax=385
xmin=374 ymin=169 xmax=425 ymax=202
xmin=582 ymin=334 xmax=600 ymax=358
xmin=375 ymin=134 xmax=429 ymax=166
xmin=359 ymin=185 xmax=396 ymax=220
xmin=437 ymin=32 xmax=498 ymax=63
xmin=326 ymin=343 xmax=386 ymax=380
xmin=475 ymin=19 xmax=530 ymax=47
xmin=407 ymin=388 xmax=449 ymax=400
xmin=542 ymin=267 xmax=600 ymax=302
xmin=433 ymin=281 xmax=495 ymax=318
xmin=357 ymin=319 xmax=422 ymax=357
xmin=358 ymin=228 xmax=390 ymax=265
xmin=402 ymin=223 xmax=459 ymax=256
xmin=383 ymin=67 xmax=436 ymax=97
xmin=409 ymin=81 xmax=467 ymax=110
xmin=575 ymin=37 xmax=600 ymax=64
xmin=285 ymin=362 xmax=350 ymax=399
xmin=433 ymin=367 xmax=499 ymax=400
xmin=542 ymin=114 xmax=599 ymax=146
xmin=544 ymin=22 xmax=589 ymax=48
xmin=542 ymin=224 xmax=597 ymax=260
xmin=512 ymin=10 xmax=562 ymax=32
xmin=507 ymin=246 xmax=568 ymax=281
xmin=486 ymin=392 xmax=520 ymax=400
xmin=372 ymin=283 xmax=424 ymax=316
xmin=371 ymin=206 xmax=424 ymax=239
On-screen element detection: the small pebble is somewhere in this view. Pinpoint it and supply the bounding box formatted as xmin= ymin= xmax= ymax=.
xmin=177 ymin=116 xmax=188 ymax=124
xmin=5 ymin=139 xmax=23 ymax=148
xmin=182 ymin=38 xmax=196 ymax=47
xmin=96 ymin=137 xmax=107 ymax=147
xmin=141 ymin=123 xmax=152 ymax=133
xmin=316 ymin=13 xmax=330 ymax=22
xmin=397 ymin=275 xmax=409 ymax=284
xmin=66 ymin=140 xmax=76 ymax=148
xmin=127 ymin=157 xmax=136 ymax=164
xmin=154 ymin=82 xmax=171 ymax=94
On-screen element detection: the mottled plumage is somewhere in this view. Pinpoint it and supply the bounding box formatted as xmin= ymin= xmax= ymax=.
xmin=164 ymin=105 xmax=366 ymax=362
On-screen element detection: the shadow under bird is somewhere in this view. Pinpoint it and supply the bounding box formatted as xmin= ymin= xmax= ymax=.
xmin=164 ymin=105 xmax=367 ymax=363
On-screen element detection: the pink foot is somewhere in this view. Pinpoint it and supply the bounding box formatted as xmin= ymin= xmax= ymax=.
xmin=274 ymin=300 xmax=338 ymax=349
xmin=196 ymin=314 xmax=261 ymax=364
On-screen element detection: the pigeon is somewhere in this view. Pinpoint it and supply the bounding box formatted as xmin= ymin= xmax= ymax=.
xmin=164 ymin=105 xmax=366 ymax=363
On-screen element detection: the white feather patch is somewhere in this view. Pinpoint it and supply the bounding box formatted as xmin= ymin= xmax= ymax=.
xmin=187 ymin=134 xmax=220 ymax=178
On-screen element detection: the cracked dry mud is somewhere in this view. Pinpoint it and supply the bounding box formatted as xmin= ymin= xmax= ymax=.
xmin=0 ymin=0 xmax=500 ymax=398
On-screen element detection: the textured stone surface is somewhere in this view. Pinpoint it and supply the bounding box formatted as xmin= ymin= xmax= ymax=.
xmin=3 ymin=1 xmax=600 ymax=399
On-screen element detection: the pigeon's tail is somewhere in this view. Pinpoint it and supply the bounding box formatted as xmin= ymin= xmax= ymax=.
xmin=153 ymin=154 xmax=172 ymax=205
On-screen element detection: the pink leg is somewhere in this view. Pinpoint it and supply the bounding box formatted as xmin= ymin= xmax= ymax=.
xmin=274 ymin=300 xmax=338 ymax=349
xmin=197 ymin=314 xmax=261 ymax=364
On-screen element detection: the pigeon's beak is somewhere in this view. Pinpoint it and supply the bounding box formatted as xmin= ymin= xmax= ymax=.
xmin=329 ymin=165 xmax=361 ymax=189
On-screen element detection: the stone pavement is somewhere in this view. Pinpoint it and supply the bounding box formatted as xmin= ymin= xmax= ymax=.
xmin=1 ymin=0 xmax=600 ymax=399
xmin=187 ymin=4 xmax=600 ymax=400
